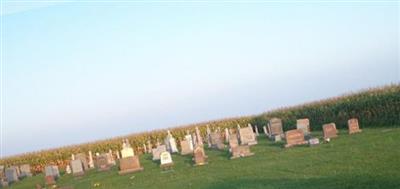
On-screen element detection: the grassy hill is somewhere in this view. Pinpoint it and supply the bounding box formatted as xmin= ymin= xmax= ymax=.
xmin=10 ymin=127 xmax=400 ymax=189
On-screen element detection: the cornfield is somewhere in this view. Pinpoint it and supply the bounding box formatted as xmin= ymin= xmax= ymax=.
xmin=1 ymin=84 xmax=399 ymax=174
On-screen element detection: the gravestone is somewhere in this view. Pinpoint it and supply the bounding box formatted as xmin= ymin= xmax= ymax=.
xmin=193 ymin=146 xmax=207 ymax=166
xmin=263 ymin=126 xmax=269 ymax=136
xmin=45 ymin=175 xmax=56 ymax=185
xmin=184 ymin=132 xmax=194 ymax=151
xmin=308 ymin=138 xmax=320 ymax=147
xmin=348 ymin=118 xmax=362 ymax=134
xmin=1 ymin=178 xmax=8 ymax=187
xmin=44 ymin=165 xmax=59 ymax=179
xmin=284 ymin=129 xmax=307 ymax=148
xmin=191 ymin=133 xmax=197 ymax=147
xmin=65 ymin=165 xmax=71 ymax=174
xmin=254 ymin=126 xmax=260 ymax=136
xmin=224 ymin=128 xmax=230 ymax=143
xmin=9 ymin=166 xmax=20 ymax=178
xmin=19 ymin=164 xmax=32 ymax=177
xmin=0 ymin=165 xmax=4 ymax=178
xmin=96 ymin=154 xmax=111 ymax=171
xmin=206 ymin=125 xmax=212 ymax=147
xmin=147 ymin=141 xmax=153 ymax=154
xmin=88 ymin=151 xmax=95 ymax=169
xmin=210 ymin=132 xmax=225 ymax=150
xmin=164 ymin=130 xmax=179 ymax=153
xmin=118 ymin=156 xmax=144 ymax=175
xmin=75 ymin=153 xmax=88 ymax=171
xmin=107 ymin=150 xmax=116 ymax=165
xmin=296 ymin=118 xmax=311 ymax=135
xmin=115 ymin=151 xmax=121 ymax=159
xmin=121 ymin=139 xmax=135 ymax=158
xmin=195 ymin=127 xmax=203 ymax=146
xmin=180 ymin=140 xmax=193 ymax=155
xmin=152 ymin=145 xmax=167 ymax=161
xmin=239 ymin=127 xmax=257 ymax=145
xmin=231 ymin=145 xmax=254 ymax=159
xmin=269 ymin=118 xmax=284 ymax=137
xmin=273 ymin=135 xmax=282 ymax=142
xmin=228 ymin=136 xmax=239 ymax=152
xmin=5 ymin=168 xmax=18 ymax=183
xmin=70 ymin=159 xmax=84 ymax=176
xmin=160 ymin=151 xmax=174 ymax=168
xmin=323 ymin=123 xmax=338 ymax=140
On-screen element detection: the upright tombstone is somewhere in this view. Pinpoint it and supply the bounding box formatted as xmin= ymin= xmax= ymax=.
xmin=164 ymin=130 xmax=179 ymax=153
xmin=210 ymin=132 xmax=225 ymax=150
xmin=152 ymin=145 xmax=167 ymax=161
xmin=296 ymin=118 xmax=311 ymax=135
xmin=195 ymin=127 xmax=203 ymax=146
xmin=191 ymin=133 xmax=198 ymax=147
xmin=44 ymin=165 xmax=60 ymax=179
xmin=19 ymin=164 xmax=32 ymax=178
xmin=107 ymin=150 xmax=116 ymax=165
xmin=239 ymin=126 xmax=257 ymax=146
xmin=268 ymin=118 xmax=284 ymax=138
xmin=180 ymin=140 xmax=193 ymax=155
xmin=323 ymin=123 xmax=338 ymax=140
xmin=65 ymin=165 xmax=72 ymax=174
xmin=116 ymin=151 xmax=121 ymax=160
xmin=185 ymin=131 xmax=194 ymax=151
xmin=284 ymin=129 xmax=307 ymax=148
xmin=88 ymin=151 xmax=95 ymax=169
xmin=96 ymin=154 xmax=111 ymax=171
xmin=5 ymin=167 xmax=18 ymax=183
xmin=9 ymin=166 xmax=20 ymax=178
xmin=75 ymin=153 xmax=89 ymax=171
xmin=193 ymin=146 xmax=207 ymax=166
xmin=121 ymin=139 xmax=135 ymax=158
xmin=206 ymin=125 xmax=212 ymax=148
xmin=0 ymin=165 xmax=4 ymax=178
xmin=147 ymin=141 xmax=153 ymax=154
xmin=228 ymin=135 xmax=239 ymax=152
xmin=254 ymin=126 xmax=260 ymax=136
xmin=160 ymin=151 xmax=174 ymax=169
xmin=263 ymin=126 xmax=269 ymax=136
xmin=224 ymin=128 xmax=230 ymax=143
xmin=348 ymin=118 xmax=362 ymax=134
xmin=118 ymin=156 xmax=144 ymax=175
xmin=70 ymin=159 xmax=84 ymax=176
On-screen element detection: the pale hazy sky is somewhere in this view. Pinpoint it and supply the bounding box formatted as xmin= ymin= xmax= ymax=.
xmin=2 ymin=1 xmax=399 ymax=156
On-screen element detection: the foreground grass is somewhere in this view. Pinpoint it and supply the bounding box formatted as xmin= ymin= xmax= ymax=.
xmin=11 ymin=127 xmax=400 ymax=189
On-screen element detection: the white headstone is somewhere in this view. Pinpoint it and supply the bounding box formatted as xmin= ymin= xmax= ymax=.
xmin=160 ymin=151 xmax=173 ymax=166
xmin=195 ymin=127 xmax=203 ymax=146
xmin=224 ymin=128 xmax=230 ymax=143
xmin=66 ymin=165 xmax=72 ymax=174
xmin=165 ymin=130 xmax=179 ymax=153
xmin=88 ymin=151 xmax=94 ymax=169
xmin=185 ymin=134 xmax=194 ymax=151
xmin=254 ymin=126 xmax=259 ymax=136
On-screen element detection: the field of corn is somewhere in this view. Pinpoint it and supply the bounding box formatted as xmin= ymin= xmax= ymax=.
xmin=1 ymin=84 xmax=399 ymax=174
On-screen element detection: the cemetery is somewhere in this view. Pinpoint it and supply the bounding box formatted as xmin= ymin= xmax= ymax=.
xmin=0 ymin=85 xmax=399 ymax=189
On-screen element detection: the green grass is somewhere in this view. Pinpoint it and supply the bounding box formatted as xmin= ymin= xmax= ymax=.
xmin=11 ymin=127 xmax=400 ymax=189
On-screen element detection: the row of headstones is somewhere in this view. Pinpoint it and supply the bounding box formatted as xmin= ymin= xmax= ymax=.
xmin=6 ymin=118 xmax=362 ymax=187
xmin=262 ymin=118 xmax=362 ymax=147
xmin=0 ymin=164 xmax=32 ymax=187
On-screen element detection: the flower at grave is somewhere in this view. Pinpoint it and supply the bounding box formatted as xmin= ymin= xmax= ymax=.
xmin=93 ymin=183 xmax=101 ymax=187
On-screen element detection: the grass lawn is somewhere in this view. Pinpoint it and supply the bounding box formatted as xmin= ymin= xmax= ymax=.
xmin=10 ymin=127 xmax=400 ymax=189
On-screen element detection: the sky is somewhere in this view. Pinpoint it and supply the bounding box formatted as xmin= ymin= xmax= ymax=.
xmin=1 ymin=1 xmax=399 ymax=157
